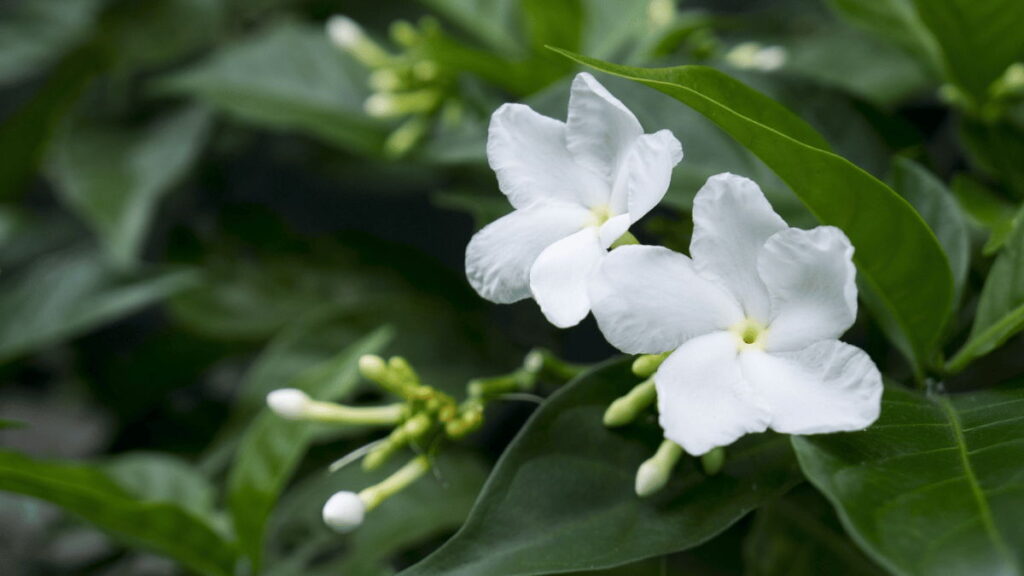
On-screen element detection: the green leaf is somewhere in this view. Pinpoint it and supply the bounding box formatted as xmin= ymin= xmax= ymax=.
xmin=826 ymin=0 xmax=942 ymax=75
xmin=952 ymin=175 xmax=1018 ymax=255
xmin=948 ymin=213 xmax=1024 ymax=372
xmin=743 ymin=486 xmax=887 ymax=576
xmin=0 ymin=0 xmax=104 ymax=85
xmin=50 ymin=106 xmax=212 ymax=268
xmin=910 ymin=0 xmax=1024 ymax=103
xmin=227 ymin=327 xmax=393 ymax=570
xmin=0 ymin=450 xmax=237 ymax=576
xmin=0 ymin=249 xmax=197 ymax=363
xmin=417 ymin=0 xmax=522 ymax=55
xmin=554 ymin=50 xmax=954 ymax=372
xmin=891 ymin=158 xmax=970 ymax=303
xmin=102 ymin=0 xmax=226 ymax=71
xmin=793 ymin=385 xmax=1024 ymax=576
xmin=103 ymin=452 xmax=219 ymax=523
xmin=399 ymin=360 xmax=803 ymax=576
xmin=157 ymin=22 xmax=386 ymax=154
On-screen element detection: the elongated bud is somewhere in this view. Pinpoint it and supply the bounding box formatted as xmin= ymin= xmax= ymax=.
xmin=359 ymin=355 xmax=388 ymax=381
xmin=632 ymin=353 xmax=668 ymax=378
xmin=635 ymin=439 xmax=683 ymax=497
xmin=370 ymin=69 xmax=404 ymax=93
xmin=267 ymin=388 xmax=311 ymax=420
xmin=360 ymin=455 xmax=431 ymax=512
xmin=604 ymin=378 xmax=656 ymax=427
xmin=389 ymin=20 xmax=420 ymax=47
xmin=701 ymin=447 xmax=726 ymax=475
xmin=364 ymin=89 xmax=441 ymax=118
xmin=326 ymin=15 xmax=391 ymax=66
xmin=322 ymin=491 xmax=366 ymax=533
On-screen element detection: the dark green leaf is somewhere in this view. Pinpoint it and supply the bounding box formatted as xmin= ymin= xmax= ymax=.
xmin=50 ymin=106 xmax=211 ymax=268
xmin=743 ymin=486 xmax=887 ymax=576
xmin=417 ymin=0 xmax=522 ymax=55
xmin=399 ymin=360 xmax=802 ymax=576
xmin=948 ymin=213 xmax=1024 ymax=372
xmin=102 ymin=0 xmax=226 ymax=71
xmin=891 ymin=158 xmax=969 ymax=303
xmin=910 ymin=0 xmax=1024 ymax=102
xmin=0 ymin=0 xmax=103 ymax=85
xmin=793 ymin=385 xmax=1024 ymax=576
xmin=952 ymin=175 xmax=1018 ymax=255
xmin=0 ymin=450 xmax=237 ymax=576
xmin=103 ymin=452 xmax=219 ymax=523
xmin=554 ymin=51 xmax=954 ymax=372
xmin=227 ymin=327 xmax=393 ymax=570
xmin=157 ymin=22 xmax=386 ymax=154
xmin=0 ymin=249 xmax=197 ymax=363
xmin=827 ymin=0 xmax=942 ymax=74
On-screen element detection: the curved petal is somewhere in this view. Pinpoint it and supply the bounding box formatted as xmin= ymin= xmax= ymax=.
xmin=487 ymin=103 xmax=608 ymax=209
xmin=690 ymin=173 xmax=787 ymax=321
xmin=740 ymin=340 xmax=882 ymax=435
xmin=565 ymin=73 xmax=643 ymax=181
xmin=589 ymin=245 xmax=743 ymax=354
xmin=759 ymin=226 xmax=858 ymax=351
xmin=655 ymin=332 xmax=770 ymax=455
xmin=607 ymin=129 xmax=683 ymax=221
xmin=529 ymin=227 xmax=605 ymax=328
xmin=598 ymin=213 xmax=631 ymax=248
xmin=466 ymin=202 xmax=589 ymax=304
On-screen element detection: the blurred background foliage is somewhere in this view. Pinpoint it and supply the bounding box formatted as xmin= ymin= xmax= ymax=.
xmin=1 ymin=0 xmax=1023 ymax=574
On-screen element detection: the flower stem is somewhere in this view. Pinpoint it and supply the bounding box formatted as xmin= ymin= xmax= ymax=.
xmin=359 ymin=455 xmax=431 ymax=511
xmin=304 ymin=401 xmax=405 ymax=426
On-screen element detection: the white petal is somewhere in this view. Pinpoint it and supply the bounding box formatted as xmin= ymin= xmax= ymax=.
xmin=759 ymin=226 xmax=858 ymax=351
xmin=529 ymin=227 xmax=605 ymax=328
xmin=565 ymin=73 xmax=643 ymax=181
xmin=655 ymin=331 xmax=770 ymax=455
xmin=598 ymin=213 xmax=631 ymax=248
xmin=589 ymin=245 xmax=743 ymax=354
xmin=690 ymin=173 xmax=787 ymax=321
xmin=608 ymin=129 xmax=683 ymax=221
xmin=466 ymin=202 xmax=589 ymax=304
xmin=487 ymin=103 xmax=608 ymax=209
xmin=740 ymin=340 xmax=882 ymax=434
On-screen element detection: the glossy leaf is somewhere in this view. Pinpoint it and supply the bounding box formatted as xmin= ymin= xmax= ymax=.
xmin=103 ymin=452 xmax=219 ymax=523
xmin=952 ymin=175 xmax=1018 ymax=255
xmin=50 ymin=106 xmax=212 ymax=267
xmin=157 ymin=22 xmax=386 ymax=154
xmin=827 ymin=0 xmax=942 ymax=74
xmin=891 ymin=158 xmax=969 ymax=303
xmin=910 ymin=0 xmax=1024 ymax=102
xmin=0 ymin=249 xmax=197 ymax=363
xmin=743 ymin=485 xmax=887 ymax=576
xmin=227 ymin=327 xmax=393 ymax=570
xmin=794 ymin=385 xmax=1024 ymax=576
xmin=0 ymin=450 xmax=237 ymax=576
xmin=0 ymin=0 xmax=103 ymax=85
xmin=399 ymin=360 xmax=803 ymax=576
xmin=555 ymin=50 xmax=954 ymax=371
xmin=948 ymin=214 xmax=1024 ymax=372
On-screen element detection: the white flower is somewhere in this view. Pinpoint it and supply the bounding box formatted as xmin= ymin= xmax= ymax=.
xmin=465 ymin=73 xmax=683 ymax=328
xmin=322 ymin=491 xmax=366 ymax=533
xmin=589 ymin=173 xmax=882 ymax=455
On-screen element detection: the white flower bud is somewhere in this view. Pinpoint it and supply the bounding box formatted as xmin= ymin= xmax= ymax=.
xmin=266 ymin=388 xmax=310 ymax=420
xmin=326 ymin=15 xmax=364 ymax=50
xmin=635 ymin=459 xmax=670 ymax=497
xmin=358 ymin=354 xmax=388 ymax=380
xmin=322 ymin=491 xmax=366 ymax=533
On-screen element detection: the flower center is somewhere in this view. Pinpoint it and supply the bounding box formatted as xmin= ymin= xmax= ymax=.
xmin=731 ymin=318 xmax=767 ymax=350
xmin=589 ymin=204 xmax=612 ymax=227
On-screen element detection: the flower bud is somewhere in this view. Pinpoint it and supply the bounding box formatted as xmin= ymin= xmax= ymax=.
xmin=603 ymin=378 xmax=656 ymax=427
xmin=631 ymin=353 xmax=668 ymax=378
xmin=701 ymin=447 xmax=726 ymax=476
xmin=322 ymin=491 xmax=366 ymax=533
xmin=635 ymin=440 xmax=683 ymax=497
xmin=326 ymin=15 xmax=364 ymax=49
xmin=359 ymin=354 xmax=388 ymax=381
xmin=266 ymin=388 xmax=311 ymax=420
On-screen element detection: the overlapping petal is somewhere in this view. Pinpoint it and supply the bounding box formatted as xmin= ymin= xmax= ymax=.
xmin=589 ymin=245 xmax=743 ymax=354
xmin=487 ymin=103 xmax=608 ymax=209
xmin=565 ymin=73 xmax=644 ymax=181
xmin=465 ymin=202 xmax=589 ymax=304
xmin=655 ymin=332 xmax=771 ymax=455
xmin=758 ymin=226 xmax=858 ymax=351
xmin=607 ymin=130 xmax=683 ymax=222
xmin=529 ymin=227 xmax=605 ymax=328
xmin=690 ymin=173 xmax=787 ymax=321
xmin=739 ymin=340 xmax=882 ymax=434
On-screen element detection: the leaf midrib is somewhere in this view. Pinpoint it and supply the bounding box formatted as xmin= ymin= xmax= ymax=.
xmin=935 ymin=396 xmax=1018 ymax=570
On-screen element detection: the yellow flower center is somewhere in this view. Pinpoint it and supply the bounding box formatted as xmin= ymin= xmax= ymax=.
xmin=589 ymin=204 xmax=612 ymax=227
xmin=732 ymin=318 xmax=767 ymax=350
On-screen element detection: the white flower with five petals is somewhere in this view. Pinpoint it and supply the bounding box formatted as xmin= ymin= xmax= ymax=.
xmin=589 ymin=173 xmax=883 ymax=455
xmin=465 ymin=73 xmax=683 ymax=328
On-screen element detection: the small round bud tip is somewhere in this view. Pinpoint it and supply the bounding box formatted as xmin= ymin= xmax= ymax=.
xmin=267 ymin=388 xmax=310 ymax=420
xmin=603 ymin=399 xmax=631 ymax=427
xmin=322 ymin=491 xmax=365 ymax=533
xmin=635 ymin=460 xmax=668 ymax=497
xmin=326 ymin=15 xmax=364 ymax=49
xmin=358 ymin=355 xmax=388 ymax=379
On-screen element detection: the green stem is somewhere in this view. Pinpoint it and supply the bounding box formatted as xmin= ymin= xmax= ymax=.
xmin=304 ymin=401 xmax=405 ymax=426
xmin=359 ymin=455 xmax=431 ymax=511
